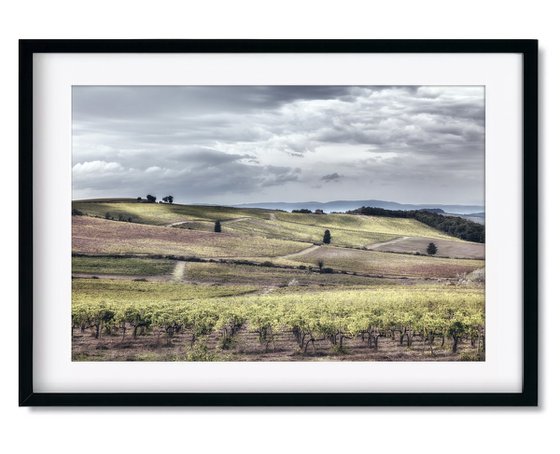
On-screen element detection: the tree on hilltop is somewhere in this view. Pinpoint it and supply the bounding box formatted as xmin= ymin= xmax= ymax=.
xmin=146 ymin=194 xmax=157 ymax=203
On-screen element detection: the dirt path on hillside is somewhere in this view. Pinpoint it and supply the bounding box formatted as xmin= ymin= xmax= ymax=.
xmin=366 ymin=236 xmax=410 ymax=250
xmin=172 ymin=261 xmax=186 ymax=281
xmin=166 ymin=220 xmax=190 ymax=227
xmin=280 ymin=244 xmax=320 ymax=259
xmin=222 ymin=217 xmax=251 ymax=224
xmin=166 ymin=217 xmax=250 ymax=228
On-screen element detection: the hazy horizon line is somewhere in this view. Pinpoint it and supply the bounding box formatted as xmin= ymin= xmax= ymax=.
xmin=72 ymin=195 xmax=485 ymax=208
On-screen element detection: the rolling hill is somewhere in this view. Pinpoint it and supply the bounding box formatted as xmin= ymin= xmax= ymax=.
xmin=233 ymin=199 xmax=484 ymax=215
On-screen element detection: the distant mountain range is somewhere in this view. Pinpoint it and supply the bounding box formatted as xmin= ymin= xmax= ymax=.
xmin=233 ymin=199 xmax=484 ymax=216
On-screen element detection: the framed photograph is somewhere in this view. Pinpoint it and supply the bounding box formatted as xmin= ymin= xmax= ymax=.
xmin=19 ymin=39 xmax=538 ymax=406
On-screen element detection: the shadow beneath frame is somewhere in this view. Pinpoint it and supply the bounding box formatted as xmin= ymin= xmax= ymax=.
xmin=28 ymin=46 xmax=546 ymax=414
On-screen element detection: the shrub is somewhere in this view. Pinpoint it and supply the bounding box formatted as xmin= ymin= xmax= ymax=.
xmin=72 ymin=208 xmax=83 ymax=216
xmin=427 ymin=242 xmax=438 ymax=255
xmin=185 ymin=342 xmax=218 ymax=361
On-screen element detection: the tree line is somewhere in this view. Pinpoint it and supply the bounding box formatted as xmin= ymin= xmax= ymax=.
xmin=138 ymin=194 xmax=174 ymax=204
xmin=350 ymin=207 xmax=485 ymax=243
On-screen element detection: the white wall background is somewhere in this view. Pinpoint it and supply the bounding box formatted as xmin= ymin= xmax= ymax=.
xmin=0 ymin=1 xmax=555 ymax=452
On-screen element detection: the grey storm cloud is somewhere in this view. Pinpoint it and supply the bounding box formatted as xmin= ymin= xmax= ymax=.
xmin=72 ymin=85 xmax=484 ymax=205
xmin=321 ymin=173 xmax=343 ymax=182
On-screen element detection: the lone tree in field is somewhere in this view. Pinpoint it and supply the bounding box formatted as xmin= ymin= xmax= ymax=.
xmin=323 ymin=229 xmax=331 ymax=244
xmin=162 ymin=195 xmax=174 ymax=204
xmin=427 ymin=242 xmax=438 ymax=256
xmin=146 ymin=194 xmax=157 ymax=203
xmin=214 ymin=220 xmax=222 ymax=233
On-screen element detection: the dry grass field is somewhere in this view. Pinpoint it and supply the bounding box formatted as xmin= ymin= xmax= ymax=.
xmin=72 ymin=216 xmax=310 ymax=258
xmin=369 ymin=236 xmax=484 ymax=259
xmin=285 ymin=245 xmax=484 ymax=278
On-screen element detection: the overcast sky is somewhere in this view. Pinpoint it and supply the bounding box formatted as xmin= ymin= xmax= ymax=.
xmin=72 ymin=85 xmax=484 ymax=205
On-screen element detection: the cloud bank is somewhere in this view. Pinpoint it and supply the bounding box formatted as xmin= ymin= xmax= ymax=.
xmin=72 ymin=85 xmax=484 ymax=205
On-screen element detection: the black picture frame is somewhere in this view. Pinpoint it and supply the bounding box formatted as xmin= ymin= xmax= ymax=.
xmin=19 ymin=39 xmax=538 ymax=407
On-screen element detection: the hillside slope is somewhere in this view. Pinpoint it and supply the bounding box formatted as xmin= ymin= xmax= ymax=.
xmin=72 ymin=200 xmax=459 ymax=249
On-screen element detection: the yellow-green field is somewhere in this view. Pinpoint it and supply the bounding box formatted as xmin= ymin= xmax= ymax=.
xmin=73 ymin=279 xmax=259 ymax=304
xmin=274 ymin=211 xmax=459 ymax=240
xmin=72 ymin=256 xmax=176 ymax=276
xmin=221 ymin=216 xmax=399 ymax=248
xmin=73 ymin=201 xmax=272 ymax=225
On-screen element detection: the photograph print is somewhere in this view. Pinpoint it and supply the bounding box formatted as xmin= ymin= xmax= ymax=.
xmin=71 ymin=85 xmax=485 ymax=362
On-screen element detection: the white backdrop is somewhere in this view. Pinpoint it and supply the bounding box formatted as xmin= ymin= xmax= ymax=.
xmin=0 ymin=1 xmax=555 ymax=453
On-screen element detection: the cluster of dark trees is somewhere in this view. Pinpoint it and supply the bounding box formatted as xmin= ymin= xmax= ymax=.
xmin=291 ymin=208 xmax=325 ymax=214
xmin=350 ymin=207 xmax=485 ymax=243
xmin=292 ymin=209 xmax=312 ymax=213
xmin=138 ymin=195 xmax=174 ymax=204
xmin=104 ymin=212 xmax=133 ymax=223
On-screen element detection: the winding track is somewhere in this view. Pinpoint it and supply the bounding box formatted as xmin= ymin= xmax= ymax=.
xmin=166 ymin=217 xmax=251 ymax=228
xmin=280 ymin=244 xmax=321 ymax=260
xmin=366 ymin=236 xmax=410 ymax=250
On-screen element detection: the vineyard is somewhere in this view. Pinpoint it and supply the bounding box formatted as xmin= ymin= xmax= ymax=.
xmin=72 ymin=200 xmax=485 ymax=361
xmin=72 ymin=283 xmax=484 ymax=361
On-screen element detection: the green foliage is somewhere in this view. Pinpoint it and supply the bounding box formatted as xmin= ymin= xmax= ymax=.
xmin=185 ymin=342 xmax=219 ymax=361
xmin=73 ymin=285 xmax=484 ymax=357
xmin=352 ymin=206 xmax=485 ymax=243
xmin=323 ymin=229 xmax=331 ymax=244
